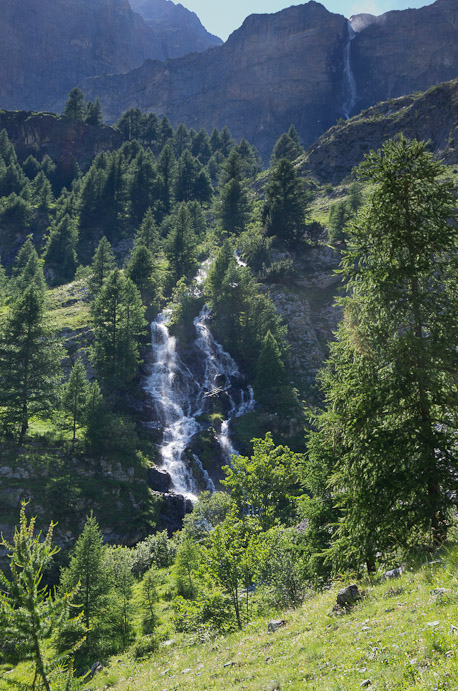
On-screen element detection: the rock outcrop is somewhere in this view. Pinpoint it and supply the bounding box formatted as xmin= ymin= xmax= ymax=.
xmin=129 ymin=0 xmax=221 ymax=57
xmin=0 ymin=0 xmax=219 ymax=113
xmin=82 ymin=0 xmax=458 ymax=159
xmin=0 ymin=111 xmax=123 ymax=173
xmin=301 ymin=77 xmax=458 ymax=184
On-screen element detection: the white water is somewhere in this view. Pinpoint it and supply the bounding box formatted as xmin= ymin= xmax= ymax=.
xmin=343 ymin=20 xmax=357 ymax=120
xmin=145 ymin=305 xmax=255 ymax=498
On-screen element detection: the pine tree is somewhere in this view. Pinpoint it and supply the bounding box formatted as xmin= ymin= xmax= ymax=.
xmin=0 ymin=504 xmax=83 ymax=691
xmin=263 ymin=158 xmax=308 ymax=247
xmin=305 ymin=136 xmax=458 ymax=570
xmin=271 ymin=132 xmax=303 ymax=165
xmin=254 ymin=330 xmax=288 ymax=408
xmin=89 ymin=236 xmax=116 ymax=294
xmin=63 ymin=88 xmax=86 ymax=121
xmin=60 ymin=513 xmax=110 ymax=635
xmin=85 ymin=98 xmax=103 ymax=126
xmin=125 ymin=244 xmax=157 ymax=303
xmin=43 ymin=214 xmax=78 ymax=284
xmin=166 ymin=203 xmax=198 ymax=284
xmin=61 ymin=359 xmax=90 ymax=446
xmin=91 ymin=269 xmax=146 ymax=384
xmin=0 ymin=286 xmax=62 ymax=440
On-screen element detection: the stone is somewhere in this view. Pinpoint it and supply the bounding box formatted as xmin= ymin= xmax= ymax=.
xmin=90 ymin=662 xmax=103 ymax=677
xmin=268 ymin=619 xmax=286 ymax=633
xmin=336 ymin=584 xmax=361 ymax=609
xmin=147 ymin=466 xmax=173 ymax=493
xmin=382 ymin=566 xmax=405 ymax=581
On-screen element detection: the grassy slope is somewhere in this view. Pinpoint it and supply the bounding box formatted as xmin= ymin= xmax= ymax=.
xmin=85 ymin=557 xmax=458 ymax=691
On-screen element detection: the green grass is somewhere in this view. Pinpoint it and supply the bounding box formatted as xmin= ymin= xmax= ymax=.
xmin=46 ymin=278 xmax=91 ymax=332
xmin=81 ymin=556 xmax=458 ymax=691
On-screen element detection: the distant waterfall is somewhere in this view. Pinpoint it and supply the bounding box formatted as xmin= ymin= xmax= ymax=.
xmin=343 ymin=20 xmax=357 ymax=120
xmin=145 ymin=305 xmax=255 ymax=499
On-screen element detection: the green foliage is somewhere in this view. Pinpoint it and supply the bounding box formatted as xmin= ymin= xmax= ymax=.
xmin=61 ymin=358 xmax=91 ymax=445
xmin=270 ymin=128 xmax=303 ymax=165
xmin=254 ymin=330 xmax=289 ymax=410
xmin=222 ymin=433 xmax=302 ymax=530
xmin=166 ymin=203 xmax=198 ymax=285
xmin=132 ymin=531 xmax=176 ymax=576
xmin=63 ymin=88 xmax=86 ymax=121
xmin=173 ymin=533 xmax=201 ymax=599
xmin=85 ymin=99 xmax=103 ymax=127
xmin=263 ymin=158 xmax=308 ymax=247
xmin=125 ymin=244 xmax=158 ymax=304
xmin=140 ymin=568 xmax=158 ymax=634
xmin=90 ymin=269 xmax=146 ymax=386
xmin=0 ymin=503 xmax=83 ymax=690
xmin=89 ymin=236 xmax=116 ymax=295
xmin=0 ymin=286 xmax=62 ymax=440
xmin=305 ymin=136 xmax=458 ymax=572
xmin=43 ymin=214 xmax=78 ymax=284
xmin=12 ymin=238 xmax=46 ymax=295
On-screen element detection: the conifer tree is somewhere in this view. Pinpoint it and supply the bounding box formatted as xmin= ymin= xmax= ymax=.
xmin=134 ymin=208 xmax=160 ymax=253
xmin=89 ymin=236 xmax=116 ymax=294
xmin=43 ymin=214 xmax=78 ymax=284
xmin=166 ymin=203 xmax=198 ymax=284
xmin=253 ymin=330 xmax=287 ymax=407
xmin=61 ymin=358 xmax=90 ymax=445
xmin=63 ymin=88 xmax=86 ymax=121
xmin=305 ymin=137 xmax=458 ymax=570
xmin=263 ymin=158 xmax=308 ymax=247
xmin=0 ymin=504 xmax=83 ymax=691
xmin=0 ymin=286 xmax=62 ymax=440
xmin=85 ymin=98 xmax=103 ymax=126
xmin=125 ymin=244 xmax=157 ymax=303
xmin=91 ymin=269 xmax=145 ymax=384
xmin=60 ymin=513 xmax=110 ymax=635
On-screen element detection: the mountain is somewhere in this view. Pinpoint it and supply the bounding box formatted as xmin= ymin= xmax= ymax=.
xmin=129 ymin=0 xmax=222 ymax=56
xmin=81 ymin=0 xmax=458 ymax=159
xmin=301 ymin=77 xmax=458 ymax=184
xmin=0 ymin=0 xmax=219 ymax=113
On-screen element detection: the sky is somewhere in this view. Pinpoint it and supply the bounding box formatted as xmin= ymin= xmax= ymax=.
xmin=178 ymin=0 xmax=435 ymax=40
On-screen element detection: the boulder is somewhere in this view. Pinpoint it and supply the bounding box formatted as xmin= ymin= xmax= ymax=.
xmin=382 ymin=566 xmax=405 ymax=580
xmin=268 ymin=619 xmax=286 ymax=633
xmin=336 ymin=584 xmax=361 ymax=609
xmin=147 ymin=466 xmax=173 ymax=493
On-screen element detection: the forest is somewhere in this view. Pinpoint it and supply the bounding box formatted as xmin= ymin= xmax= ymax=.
xmin=0 ymin=89 xmax=457 ymax=689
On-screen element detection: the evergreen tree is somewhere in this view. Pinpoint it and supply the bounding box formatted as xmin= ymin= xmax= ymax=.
xmin=157 ymin=144 xmax=176 ymax=218
xmin=134 ymin=208 xmax=160 ymax=253
xmin=61 ymin=358 xmax=90 ymax=445
xmin=166 ymin=203 xmax=198 ymax=284
xmin=12 ymin=237 xmax=46 ymax=296
xmin=173 ymin=534 xmax=200 ymax=599
xmin=0 ymin=258 xmax=7 ymax=305
xmin=263 ymin=158 xmax=308 ymax=247
xmin=253 ymin=330 xmax=288 ymax=408
xmin=0 ymin=286 xmax=62 ymax=440
xmin=63 ymin=88 xmax=86 ymax=121
xmin=85 ymin=98 xmax=103 ymax=126
xmin=192 ymin=128 xmax=212 ymax=165
xmin=217 ymin=178 xmax=251 ymax=235
xmin=43 ymin=214 xmax=78 ymax=284
xmin=130 ymin=149 xmax=159 ymax=225
xmin=60 ymin=513 xmax=110 ymax=635
xmin=117 ymin=108 xmax=146 ymax=141
xmin=174 ymin=150 xmax=199 ymax=203
xmin=173 ymin=123 xmax=191 ymax=158
xmin=91 ymin=269 xmax=146 ymax=384
xmin=305 ymin=137 xmax=458 ymax=571
xmin=140 ymin=568 xmax=157 ymax=634
xmin=89 ymin=236 xmax=116 ymax=294
xmin=125 ymin=244 xmax=157 ymax=303
xmin=271 ymin=132 xmax=303 ymax=165
xmin=0 ymin=504 xmax=82 ymax=691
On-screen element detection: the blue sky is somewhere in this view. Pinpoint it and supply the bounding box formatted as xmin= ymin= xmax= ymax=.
xmin=179 ymin=0 xmax=435 ymax=40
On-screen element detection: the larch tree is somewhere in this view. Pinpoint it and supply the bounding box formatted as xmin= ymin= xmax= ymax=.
xmin=305 ymin=136 xmax=458 ymax=572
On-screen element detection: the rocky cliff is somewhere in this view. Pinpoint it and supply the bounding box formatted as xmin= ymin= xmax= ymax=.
xmin=301 ymin=77 xmax=458 ymax=184
xmin=0 ymin=0 xmax=219 ymax=113
xmin=81 ymin=0 xmax=458 ymax=159
xmin=129 ymin=0 xmax=221 ymax=56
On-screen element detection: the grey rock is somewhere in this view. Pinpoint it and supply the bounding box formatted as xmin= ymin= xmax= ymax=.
xmin=268 ymin=619 xmax=286 ymax=633
xmin=336 ymin=584 xmax=361 ymax=609
xmin=147 ymin=466 xmax=173 ymax=493
xmin=90 ymin=662 xmax=103 ymax=677
xmin=382 ymin=566 xmax=405 ymax=580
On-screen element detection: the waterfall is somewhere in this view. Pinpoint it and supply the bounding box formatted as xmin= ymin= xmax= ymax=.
xmin=343 ymin=19 xmax=357 ymax=120
xmin=145 ymin=304 xmax=255 ymax=499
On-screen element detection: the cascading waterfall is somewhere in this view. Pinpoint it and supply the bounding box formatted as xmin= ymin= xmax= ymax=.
xmin=145 ymin=304 xmax=255 ymax=499
xmin=343 ymin=19 xmax=357 ymax=120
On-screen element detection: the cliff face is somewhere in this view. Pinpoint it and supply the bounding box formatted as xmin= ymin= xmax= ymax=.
xmin=350 ymin=0 xmax=458 ymax=116
xmin=82 ymin=2 xmax=348 ymax=157
xmin=129 ymin=0 xmax=222 ymax=57
xmin=301 ymin=77 xmax=458 ymax=184
xmin=0 ymin=0 xmax=219 ymax=113
xmin=81 ymin=0 xmax=458 ymax=159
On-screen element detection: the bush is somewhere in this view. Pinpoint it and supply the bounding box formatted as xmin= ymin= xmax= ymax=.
xmin=130 ymin=634 xmax=158 ymax=659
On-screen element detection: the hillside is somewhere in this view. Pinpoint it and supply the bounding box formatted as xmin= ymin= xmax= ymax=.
xmin=81 ymin=0 xmax=458 ymax=159
xmin=300 ymin=77 xmax=458 ymax=184
xmin=0 ymin=0 xmax=219 ymax=113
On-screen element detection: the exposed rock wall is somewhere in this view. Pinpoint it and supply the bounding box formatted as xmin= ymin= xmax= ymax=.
xmin=81 ymin=0 xmax=458 ymax=159
xmin=0 ymin=0 xmax=219 ymax=113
